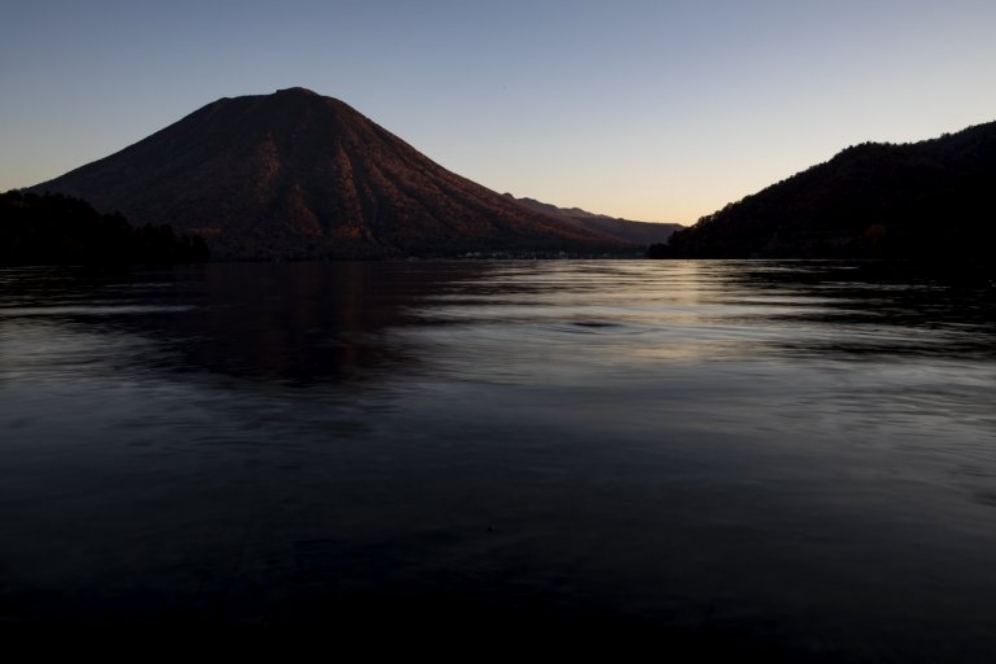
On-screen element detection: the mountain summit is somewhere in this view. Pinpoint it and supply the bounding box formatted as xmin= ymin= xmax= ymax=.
xmin=32 ymin=88 xmax=670 ymax=259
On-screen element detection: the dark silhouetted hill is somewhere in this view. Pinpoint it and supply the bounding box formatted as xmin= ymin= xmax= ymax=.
xmin=655 ymin=121 xmax=996 ymax=259
xmin=32 ymin=88 xmax=645 ymax=259
xmin=0 ymin=190 xmax=209 ymax=265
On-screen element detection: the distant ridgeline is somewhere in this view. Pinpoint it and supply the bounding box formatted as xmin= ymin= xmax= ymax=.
xmin=0 ymin=191 xmax=209 ymax=265
xmin=651 ymin=121 xmax=996 ymax=260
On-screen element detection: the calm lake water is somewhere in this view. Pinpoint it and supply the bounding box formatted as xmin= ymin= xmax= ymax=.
xmin=1 ymin=260 xmax=994 ymax=656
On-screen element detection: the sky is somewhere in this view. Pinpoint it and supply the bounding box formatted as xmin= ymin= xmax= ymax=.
xmin=1 ymin=1 xmax=994 ymax=224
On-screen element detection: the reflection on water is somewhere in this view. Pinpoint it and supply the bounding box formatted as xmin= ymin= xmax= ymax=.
xmin=1 ymin=260 xmax=995 ymax=657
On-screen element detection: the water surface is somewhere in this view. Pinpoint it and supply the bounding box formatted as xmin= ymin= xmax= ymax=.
xmin=1 ymin=260 xmax=994 ymax=657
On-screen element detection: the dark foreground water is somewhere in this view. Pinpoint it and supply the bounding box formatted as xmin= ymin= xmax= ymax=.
xmin=1 ymin=260 xmax=994 ymax=655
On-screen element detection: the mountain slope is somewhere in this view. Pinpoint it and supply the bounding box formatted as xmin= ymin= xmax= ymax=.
xmin=506 ymin=194 xmax=682 ymax=246
xmin=659 ymin=121 xmax=996 ymax=259
xmin=32 ymin=88 xmax=637 ymax=259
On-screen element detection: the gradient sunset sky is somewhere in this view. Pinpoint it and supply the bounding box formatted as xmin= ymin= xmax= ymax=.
xmin=2 ymin=1 xmax=993 ymax=224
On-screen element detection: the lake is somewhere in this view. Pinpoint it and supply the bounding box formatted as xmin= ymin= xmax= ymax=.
xmin=1 ymin=260 xmax=994 ymax=657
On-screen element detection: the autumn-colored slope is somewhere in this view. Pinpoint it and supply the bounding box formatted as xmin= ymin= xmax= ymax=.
xmin=33 ymin=88 xmax=644 ymax=259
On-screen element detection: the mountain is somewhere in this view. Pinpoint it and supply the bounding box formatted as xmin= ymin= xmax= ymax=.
xmin=656 ymin=121 xmax=996 ymax=259
xmin=30 ymin=88 xmax=649 ymax=259
xmin=505 ymin=194 xmax=682 ymax=246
